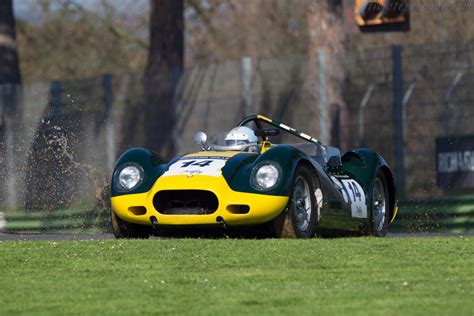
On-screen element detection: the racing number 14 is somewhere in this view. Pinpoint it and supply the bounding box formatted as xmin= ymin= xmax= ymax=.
xmin=330 ymin=176 xmax=367 ymax=218
xmin=163 ymin=158 xmax=226 ymax=177
xmin=180 ymin=160 xmax=213 ymax=168
xmin=341 ymin=179 xmax=367 ymax=218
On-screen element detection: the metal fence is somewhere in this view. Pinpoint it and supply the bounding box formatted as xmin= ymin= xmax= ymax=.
xmin=1 ymin=41 xmax=474 ymax=233
xmin=343 ymin=42 xmax=474 ymax=198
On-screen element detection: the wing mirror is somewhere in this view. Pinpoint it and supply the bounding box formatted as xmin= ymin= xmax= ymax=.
xmin=194 ymin=132 xmax=210 ymax=150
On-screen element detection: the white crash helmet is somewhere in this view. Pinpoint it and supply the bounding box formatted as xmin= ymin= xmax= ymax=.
xmin=225 ymin=126 xmax=258 ymax=146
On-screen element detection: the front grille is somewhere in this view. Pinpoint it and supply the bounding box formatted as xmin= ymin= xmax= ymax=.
xmin=153 ymin=190 xmax=218 ymax=215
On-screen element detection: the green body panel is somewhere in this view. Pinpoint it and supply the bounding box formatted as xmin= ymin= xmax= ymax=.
xmin=339 ymin=148 xmax=397 ymax=222
xmin=110 ymin=148 xmax=168 ymax=197
xmin=111 ymin=146 xmax=313 ymax=198
xmin=341 ymin=149 xmax=384 ymax=191
xmin=342 ymin=149 xmax=394 ymax=195
xmin=222 ymin=145 xmax=313 ymax=196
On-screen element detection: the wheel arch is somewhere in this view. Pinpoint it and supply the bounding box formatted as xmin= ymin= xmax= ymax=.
xmin=248 ymin=145 xmax=322 ymax=196
xmin=111 ymin=147 xmax=168 ymax=197
xmin=342 ymin=148 xmax=398 ymax=225
xmin=295 ymin=158 xmax=321 ymax=185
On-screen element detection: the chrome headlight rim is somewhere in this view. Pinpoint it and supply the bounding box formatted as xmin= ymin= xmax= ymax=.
xmin=250 ymin=161 xmax=282 ymax=191
xmin=113 ymin=162 xmax=145 ymax=192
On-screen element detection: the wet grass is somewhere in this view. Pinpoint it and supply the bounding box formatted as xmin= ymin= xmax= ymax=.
xmin=0 ymin=237 xmax=473 ymax=315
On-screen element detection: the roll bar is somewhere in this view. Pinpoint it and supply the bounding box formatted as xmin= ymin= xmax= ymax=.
xmin=238 ymin=114 xmax=324 ymax=146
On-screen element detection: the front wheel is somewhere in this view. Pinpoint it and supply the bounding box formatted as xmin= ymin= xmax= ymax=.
xmin=111 ymin=210 xmax=151 ymax=239
xmin=271 ymin=165 xmax=320 ymax=238
xmin=369 ymin=170 xmax=389 ymax=237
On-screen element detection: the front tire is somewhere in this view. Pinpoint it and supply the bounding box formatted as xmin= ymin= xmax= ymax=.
xmin=111 ymin=210 xmax=151 ymax=239
xmin=369 ymin=170 xmax=389 ymax=237
xmin=271 ymin=165 xmax=320 ymax=238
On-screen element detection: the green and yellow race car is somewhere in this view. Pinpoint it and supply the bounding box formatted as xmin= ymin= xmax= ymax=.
xmin=110 ymin=114 xmax=398 ymax=238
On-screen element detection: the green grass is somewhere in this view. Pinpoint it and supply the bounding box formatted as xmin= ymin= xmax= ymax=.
xmin=0 ymin=237 xmax=473 ymax=315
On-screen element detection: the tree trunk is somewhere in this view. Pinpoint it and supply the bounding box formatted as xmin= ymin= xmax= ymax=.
xmin=142 ymin=0 xmax=183 ymax=158
xmin=0 ymin=0 xmax=21 ymax=211
xmin=0 ymin=0 xmax=21 ymax=86
xmin=305 ymin=0 xmax=348 ymax=150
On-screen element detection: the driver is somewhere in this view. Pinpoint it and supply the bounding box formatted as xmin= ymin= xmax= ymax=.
xmin=225 ymin=126 xmax=258 ymax=151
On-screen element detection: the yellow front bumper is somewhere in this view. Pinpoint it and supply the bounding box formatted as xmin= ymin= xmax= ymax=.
xmin=111 ymin=175 xmax=289 ymax=226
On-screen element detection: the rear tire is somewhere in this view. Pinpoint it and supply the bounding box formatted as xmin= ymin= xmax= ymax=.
xmin=111 ymin=210 xmax=151 ymax=239
xmin=369 ymin=170 xmax=389 ymax=237
xmin=271 ymin=165 xmax=320 ymax=238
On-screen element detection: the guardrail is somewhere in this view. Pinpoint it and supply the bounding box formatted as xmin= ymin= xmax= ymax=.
xmin=389 ymin=195 xmax=474 ymax=233
xmin=1 ymin=209 xmax=109 ymax=234
xmin=1 ymin=195 xmax=473 ymax=234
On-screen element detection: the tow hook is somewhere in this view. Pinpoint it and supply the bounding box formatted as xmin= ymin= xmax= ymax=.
xmin=216 ymin=216 xmax=226 ymax=229
xmin=150 ymin=216 xmax=159 ymax=234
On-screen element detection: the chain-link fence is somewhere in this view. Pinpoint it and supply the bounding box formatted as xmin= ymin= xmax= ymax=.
xmin=343 ymin=42 xmax=474 ymax=198
xmin=1 ymin=41 xmax=473 ymax=233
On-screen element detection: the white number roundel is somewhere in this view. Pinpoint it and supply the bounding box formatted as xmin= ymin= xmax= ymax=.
xmin=163 ymin=158 xmax=227 ymax=177
xmin=331 ymin=176 xmax=367 ymax=218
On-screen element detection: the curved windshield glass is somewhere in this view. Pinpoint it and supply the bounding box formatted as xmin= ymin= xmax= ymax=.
xmin=225 ymin=139 xmax=249 ymax=146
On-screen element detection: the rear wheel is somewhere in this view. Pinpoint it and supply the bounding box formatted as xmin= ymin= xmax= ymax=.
xmin=369 ymin=170 xmax=389 ymax=237
xmin=111 ymin=210 xmax=151 ymax=239
xmin=271 ymin=165 xmax=319 ymax=238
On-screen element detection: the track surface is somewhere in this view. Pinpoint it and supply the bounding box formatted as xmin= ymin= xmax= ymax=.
xmin=0 ymin=232 xmax=472 ymax=241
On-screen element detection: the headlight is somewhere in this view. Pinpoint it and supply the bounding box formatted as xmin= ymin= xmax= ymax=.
xmin=251 ymin=162 xmax=281 ymax=191
xmin=114 ymin=163 xmax=144 ymax=192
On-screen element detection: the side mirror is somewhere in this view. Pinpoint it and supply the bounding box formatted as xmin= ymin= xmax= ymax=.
xmin=327 ymin=155 xmax=342 ymax=168
xmin=194 ymin=132 xmax=209 ymax=150
xmin=194 ymin=131 xmax=207 ymax=144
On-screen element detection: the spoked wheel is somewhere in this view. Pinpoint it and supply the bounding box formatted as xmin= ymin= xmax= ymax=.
xmin=369 ymin=170 xmax=389 ymax=237
xmin=271 ymin=165 xmax=319 ymax=238
xmin=293 ymin=176 xmax=313 ymax=232
xmin=111 ymin=210 xmax=151 ymax=239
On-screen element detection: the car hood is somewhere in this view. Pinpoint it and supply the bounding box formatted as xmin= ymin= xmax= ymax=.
xmin=161 ymin=151 xmax=256 ymax=178
xmin=111 ymin=145 xmax=301 ymax=197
